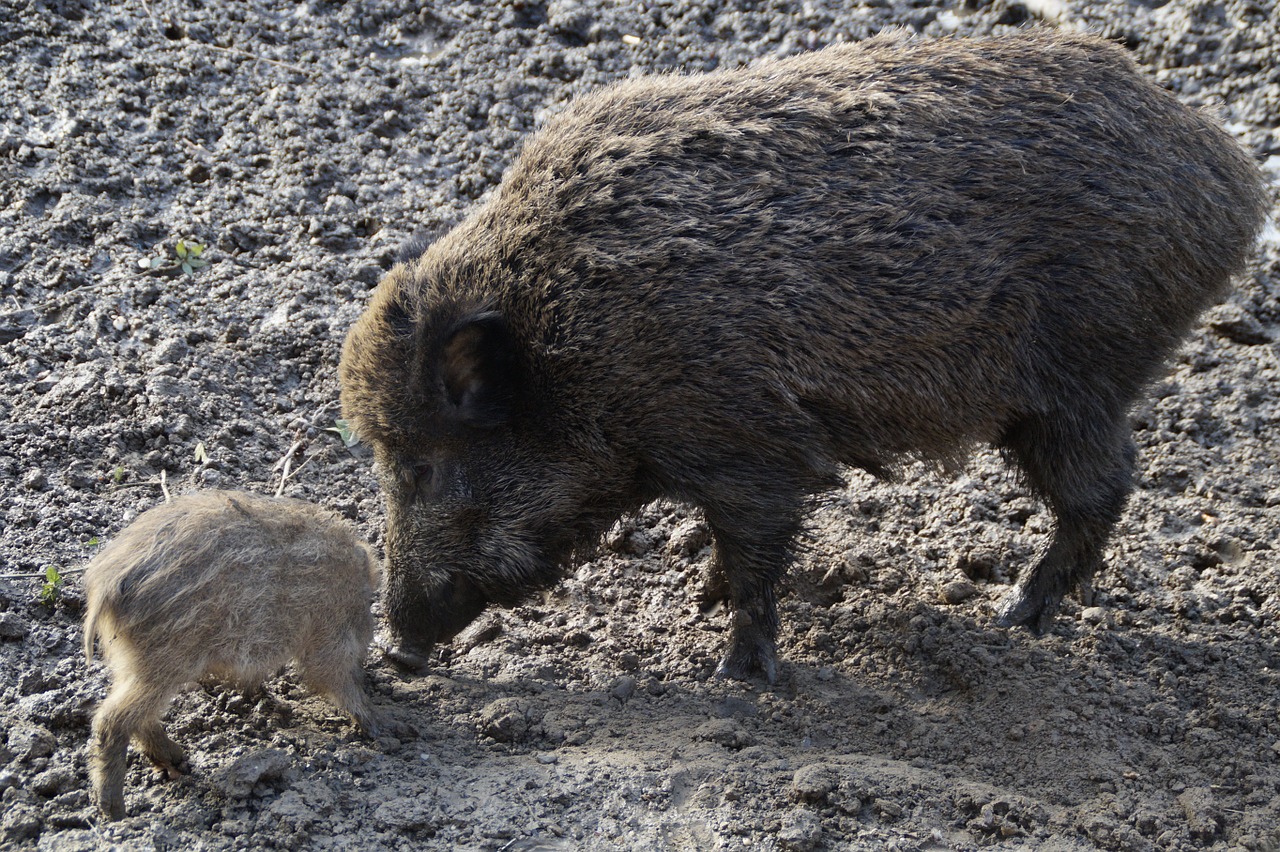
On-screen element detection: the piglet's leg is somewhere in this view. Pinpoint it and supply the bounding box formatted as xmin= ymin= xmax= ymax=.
xmin=91 ymin=677 xmax=179 ymax=820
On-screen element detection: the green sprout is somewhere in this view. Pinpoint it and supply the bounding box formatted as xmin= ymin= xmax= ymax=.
xmin=174 ymin=240 xmax=208 ymax=275
xmin=38 ymin=565 xmax=64 ymax=606
xmin=138 ymin=240 xmax=210 ymax=276
xmin=112 ymin=465 xmax=125 ymax=484
xmin=326 ymin=418 xmax=359 ymax=448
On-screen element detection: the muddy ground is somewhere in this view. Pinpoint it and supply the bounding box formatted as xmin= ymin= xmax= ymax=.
xmin=2 ymin=0 xmax=1279 ymax=849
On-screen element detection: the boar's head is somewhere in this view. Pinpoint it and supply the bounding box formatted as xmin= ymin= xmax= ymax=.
xmin=339 ymin=256 xmax=637 ymax=672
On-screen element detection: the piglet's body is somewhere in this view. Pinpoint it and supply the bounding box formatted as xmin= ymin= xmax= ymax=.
xmin=83 ymin=490 xmax=381 ymax=820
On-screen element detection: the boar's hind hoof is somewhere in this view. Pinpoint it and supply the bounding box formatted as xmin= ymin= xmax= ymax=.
xmin=994 ymin=587 xmax=1063 ymax=636
xmin=96 ymin=790 xmax=126 ymax=822
xmin=382 ymin=643 xmax=431 ymax=674
xmin=715 ymin=642 xmax=779 ymax=684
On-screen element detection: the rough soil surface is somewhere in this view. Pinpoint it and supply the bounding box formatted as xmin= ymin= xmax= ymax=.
xmin=2 ymin=0 xmax=1278 ymax=849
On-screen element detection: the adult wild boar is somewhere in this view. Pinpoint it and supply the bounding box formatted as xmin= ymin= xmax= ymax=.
xmin=339 ymin=30 xmax=1266 ymax=682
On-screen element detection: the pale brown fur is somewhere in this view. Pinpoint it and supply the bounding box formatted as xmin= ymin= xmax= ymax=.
xmin=83 ymin=490 xmax=382 ymax=820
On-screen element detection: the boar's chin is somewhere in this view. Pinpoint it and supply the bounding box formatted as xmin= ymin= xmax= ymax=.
xmin=383 ymin=571 xmax=489 ymax=673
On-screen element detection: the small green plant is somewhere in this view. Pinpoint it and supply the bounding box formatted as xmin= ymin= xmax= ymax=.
xmin=138 ymin=240 xmax=210 ymax=276
xmin=112 ymin=465 xmax=125 ymax=484
xmin=174 ymin=240 xmax=208 ymax=274
xmin=38 ymin=565 xmax=64 ymax=606
xmin=326 ymin=418 xmax=359 ymax=448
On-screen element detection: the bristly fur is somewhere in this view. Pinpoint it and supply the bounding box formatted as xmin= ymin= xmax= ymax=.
xmin=339 ymin=30 xmax=1267 ymax=682
xmin=82 ymin=490 xmax=384 ymax=820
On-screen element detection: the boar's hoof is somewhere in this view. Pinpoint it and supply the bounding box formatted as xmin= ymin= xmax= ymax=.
xmin=99 ymin=793 xmax=126 ymax=822
xmin=142 ymin=741 xmax=187 ymax=779
xmin=382 ymin=643 xmax=432 ymax=674
xmin=715 ymin=651 xmax=778 ymax=684
xmin=994 ymin=586 xmax=1063 ymax=635
xmin=716 ymin=629 xmax=779 ymax=684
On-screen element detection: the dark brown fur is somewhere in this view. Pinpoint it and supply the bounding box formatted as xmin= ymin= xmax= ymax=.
xmin=339 ymin=30 xmax=1266 ymax=682
xmin=83 ymin=491 xmax=382 ymax=820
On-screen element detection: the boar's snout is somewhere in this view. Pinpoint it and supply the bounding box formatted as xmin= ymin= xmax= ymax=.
xmin=381 ymin=568 xmax=490 ymax=674
xmin=379 ymin=636 xmax=433 ymax=673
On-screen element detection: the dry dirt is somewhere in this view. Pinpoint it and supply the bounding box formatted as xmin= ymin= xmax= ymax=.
xmin=2 ymin=0 xmax=1279 ymax=849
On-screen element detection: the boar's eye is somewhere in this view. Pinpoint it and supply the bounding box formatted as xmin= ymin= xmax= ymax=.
xmin=406 ymin=461 xmax=441 ymax=502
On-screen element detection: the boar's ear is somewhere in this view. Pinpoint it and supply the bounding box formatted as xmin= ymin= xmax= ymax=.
xmin=439 ymin=312 xmax=517 ymax=426
xmin=383 ymin=292 xmax=416 ymax=338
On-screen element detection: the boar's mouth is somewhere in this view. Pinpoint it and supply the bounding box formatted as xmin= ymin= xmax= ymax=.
xmin=382 ymin=570 xmax=489 ymax=674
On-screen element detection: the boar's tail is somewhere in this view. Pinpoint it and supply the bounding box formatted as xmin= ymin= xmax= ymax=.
xmin=83 ymin=596 xmax=101 ymax=663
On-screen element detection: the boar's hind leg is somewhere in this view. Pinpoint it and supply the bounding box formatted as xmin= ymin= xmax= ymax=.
xmin=995 ymin=413 xmax=1136 ymax=633
xmin=135 ymin=720 xmax=185 ymax=779
xmin=704 ymin=503 xmax=805 ymax=684
xmin=91 ymin=677 xmax=177 ymax=820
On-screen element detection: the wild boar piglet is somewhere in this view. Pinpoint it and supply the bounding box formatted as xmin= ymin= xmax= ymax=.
xmin=83 ymin=490 xmax=382 ymax=820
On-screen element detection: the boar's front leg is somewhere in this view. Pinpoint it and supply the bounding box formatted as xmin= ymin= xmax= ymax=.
xmin=702 ymin=501 xmax=805 ymax=684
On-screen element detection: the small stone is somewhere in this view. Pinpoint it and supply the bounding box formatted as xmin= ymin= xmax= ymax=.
xmin=65 ymin=462 xmax=97 ymax=490
xmin=214 ymin=748 xmax=291 ymax=798
xmin=151 ymin=337 xmax=189 ymax=365
xmin=323 ymin=194 xmax=357 ymax=216
xmin=479 ymin=698 xmax=532 ymax=743
xmin=941 ymin=579 xmax=978 ymax=604
xmin=1081 ymin=606 xmax=1111 ymax=626
xmin=1177 ymin=787 xmax=1221 ymax=843
xmin=0 ymin=803 xmax=41 ymax=844
xmin=876 ymin=798 xmax=904 ymax=819
xmin=669 ymin=519 xmax=711 ymax=557
xmin=0 ymin=613 xmax=31 ymax=640
xmin=623 ymin=529 xmax=653 ymax=556
xmin=694 ymin=718 xmax=754 ymax=750
xmin=790 ymin=763 xmax=839 ymax=803
xmin=32 ymin=767 xmax=76 ymax=798
xmin=22 ymin=469 xmax=47 ymax=491
xmin=7 ymin=722 xmax=56 ymax=761
xmin=1204 ymin=303 xmax=1270 ymax=345
xmin=610 ymin=675 xmax=637 ymax=703
xmin=778 ymin=808 xmax=823 ymax=851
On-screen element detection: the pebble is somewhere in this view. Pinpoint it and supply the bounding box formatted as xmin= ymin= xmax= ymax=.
xmin=151 ymin=337 xmax=189 ymax=365
xmin=778 ymin=808 xmax=823 ymax=851
xmin=941 ymin=580 xmax=978 ymax=604
xmin=7 ymin=722 xmax=56 ymax=761
xmin=479 ymin=697 xmax=532 ymax=743
xmin=790 ymin=763 xmax=838 ymax=803
xmin=1081 ymin=606 xmax=1111 ymax=626
xmin=610 ymin=675 xmax=637 ymax=703
xmin=0 ymin=612 xmax=31 ymax=640
xmin=694 ymin=718 xmax=755 ymax=749
xmin=214 ymin=748 xmax=292 ymax=798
